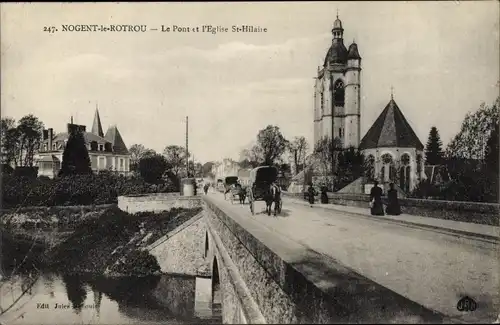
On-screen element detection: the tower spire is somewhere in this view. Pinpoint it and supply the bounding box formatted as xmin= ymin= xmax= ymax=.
xmin=391 ymin=85 xmax=394 ymax=100
xmin=70 ymin=115 xmax=73 ymax=124
xmin=92 ymin=102 xmax=104 ymax=137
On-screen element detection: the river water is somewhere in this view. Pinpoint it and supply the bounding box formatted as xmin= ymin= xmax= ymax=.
xmin=0 ymin=272 xmax=221 ymax=324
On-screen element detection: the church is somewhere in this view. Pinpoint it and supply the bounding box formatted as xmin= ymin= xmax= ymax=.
xmin=35 ymin=108 xmax=131 ymax=178
xmin=312 ymin=15 xmax=426 ymax=193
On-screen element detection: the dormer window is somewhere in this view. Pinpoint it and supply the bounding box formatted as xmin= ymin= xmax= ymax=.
xmin=98 ymin=144 xmax=104 ymax=151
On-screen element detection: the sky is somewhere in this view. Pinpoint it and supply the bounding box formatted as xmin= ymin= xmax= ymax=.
xmin=1 ymin=2 xmax=499 ymax=163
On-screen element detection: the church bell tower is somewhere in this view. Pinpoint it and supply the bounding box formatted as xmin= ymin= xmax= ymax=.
xmin=313 ymin=13 xmax=362 ymax=149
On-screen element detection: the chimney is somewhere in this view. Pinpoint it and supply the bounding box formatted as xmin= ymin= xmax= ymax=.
xmin=48 ymin=128 xmax=53 ymax=151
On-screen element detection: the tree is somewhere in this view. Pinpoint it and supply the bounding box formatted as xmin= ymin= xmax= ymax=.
xmin=334 ymin=146 xmax=364 ymax=191
xmin=446 ymin=97 xmax=499 ymax=160
xmin=425 ymin=126 xmax=444 ymax=165
xmin=163 ymin=145 xmax=188 ymax=179
xmin=16 ymin=115 xmax=44 ymax=167
xmin=187 ymin=161 xmax=203 ymax=178
xmin=1 ymin=117 xmax=18 ymax=165
xmin=202 ymin=162 xmax=215 ymax=177
xmin=254 ymin=125 xmax=288 ymax=166
xmin=58 ymin=128 xmax=92 ymax=176
xmin=239 ymin=148 xmax=262 ymax=168
xmin=288 ymin=136 xmax=309 ymax=175
xmin=129 ymin=144 xmax=156 ymax=172
xmin=138 ymin=154 xmax=170 ymax=183
xmin=278 ymin=163 xmax=291 ymax=174
xmin=485 ymin=121 xmax=499 ymax=172
xmin=314 ymin=137 xmax=342 ymax=178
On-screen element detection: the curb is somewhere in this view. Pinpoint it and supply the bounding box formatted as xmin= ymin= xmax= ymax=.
xmin=287 ymin=199 xmax=500 ymax=245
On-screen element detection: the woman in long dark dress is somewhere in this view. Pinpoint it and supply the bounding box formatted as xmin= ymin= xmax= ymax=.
xmin=307 ymin=182 xmax=316 ymax=206
xmin=370 ymin=180 xmax=385 ymax=215
xmin=385 ymin=183 xmax=401 ymax=215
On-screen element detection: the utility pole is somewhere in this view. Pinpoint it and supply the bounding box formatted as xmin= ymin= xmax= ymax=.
xmin=186 ymin=116 xmax=189 ymax=177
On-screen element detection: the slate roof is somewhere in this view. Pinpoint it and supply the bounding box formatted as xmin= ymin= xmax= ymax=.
xmin=105 ymin=125 xmax=129 ymax=155
xmin=347 ymin=42 xmax=361 ymax=60
xmin=91 ymin=109 xmax=104 ymax=137
xmin=52 ymin=131 xmax=109 ymax=144
xmin=359 ymin=99 xmax=424 ymax=150
xmin=324 ymin=41 xmax=348 ymax=66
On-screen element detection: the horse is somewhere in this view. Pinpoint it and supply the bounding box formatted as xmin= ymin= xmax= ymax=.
xmin=264 ymin=183 xmax=281 ymax=216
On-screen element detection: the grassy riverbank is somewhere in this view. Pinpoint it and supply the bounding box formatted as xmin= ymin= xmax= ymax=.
xmin=2 ymin=205 xmax=203 ymax=277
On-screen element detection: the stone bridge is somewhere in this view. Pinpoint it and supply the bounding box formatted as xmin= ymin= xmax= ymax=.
xmin=119 ymin=193 xmax=499 ymax=324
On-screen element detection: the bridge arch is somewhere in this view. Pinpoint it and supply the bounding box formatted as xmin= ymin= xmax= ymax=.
xmin=211 ymin=256 xmax=222 ymax=307
xmin=205 ymin=231 xmax=209 ymax=258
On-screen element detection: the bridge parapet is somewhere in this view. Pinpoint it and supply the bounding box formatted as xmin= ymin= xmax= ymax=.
xmin=283 ymin=191 xmax=499 ymax=226
xmin=118 ymin=192 xmax=201 ymax=214
xmin=203 ymin=196 xmax=447 ymax=324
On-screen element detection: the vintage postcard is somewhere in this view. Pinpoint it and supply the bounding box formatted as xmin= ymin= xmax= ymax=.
xmin=1 ymin=2 xmax=499 ymax=324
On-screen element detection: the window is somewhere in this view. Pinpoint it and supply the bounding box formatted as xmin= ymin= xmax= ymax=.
xmin=99 ymin=157 xmax=105 ymax=169
xmin=334 ymin=80 xmax=345 ymax=106
xmin=338 ymin=128 xmax=342 ymax=138
xmin=98 ymin=144 xmax=104 ymax=151
xmin=401 ymin=154 xmax=411 ymax=166
xmin=382 ymin=153 xmax=393 ymax=165
xmin=320 ymin=92 xmax=324 ymax=114
xmin=120 ymin=158 xmax=124 ymax=168
xmin=52 ymin=143 xmax=56 ymax=150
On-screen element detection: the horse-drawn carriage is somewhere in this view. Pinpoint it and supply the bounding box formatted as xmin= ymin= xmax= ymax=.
xmin=247 ymin=166 xmax=283 ymax=216
xmin=223 ymin=176 xmax=243 ymax=204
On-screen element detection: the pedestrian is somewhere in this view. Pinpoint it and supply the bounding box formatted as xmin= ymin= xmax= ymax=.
xmin=385 ymin=182 xmax=401 ymax=215
xmin=307 ymin=182 xmax=316 ymax=207
xmin=203 ymin=183 xmax=209 ymax=195
xmin=369 ymin=180 xmax=385 ymax=216
xmin=320 ymin=185 xmax=328 ymax=204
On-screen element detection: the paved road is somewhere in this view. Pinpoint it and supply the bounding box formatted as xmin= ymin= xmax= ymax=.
xmin=209 ymin=193 xmax=499 ymax=323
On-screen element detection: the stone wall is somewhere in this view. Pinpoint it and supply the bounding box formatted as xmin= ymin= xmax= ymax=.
xmin=283 ymin=192 xmax=499 ymax=226
xmin=152 ymin=274 xmax=196 ymax=318
xmin=147 ymin=211 xmax=208 ymax=276
xmin=0 ymin=204 xmax=114 ymax=230
xmin=117 ymin=192 xmax=202 ymax=214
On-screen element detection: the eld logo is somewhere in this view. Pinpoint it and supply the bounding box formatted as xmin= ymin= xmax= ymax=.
xmin=456 ymin=296 xmax=477 ymax=312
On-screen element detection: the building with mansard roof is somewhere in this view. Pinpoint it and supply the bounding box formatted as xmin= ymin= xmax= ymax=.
xmin=35 ymin=108 xmax=131 ymax=178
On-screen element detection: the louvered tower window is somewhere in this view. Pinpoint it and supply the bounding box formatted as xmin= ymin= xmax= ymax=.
xmin=334 ymin=80 xmax=345 ymax=106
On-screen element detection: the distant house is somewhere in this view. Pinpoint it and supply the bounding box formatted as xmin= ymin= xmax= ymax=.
xmin=35 ymin=109 xmax=131 ymax=178
xmin=237 ymin=169 xmax=251 ymax=186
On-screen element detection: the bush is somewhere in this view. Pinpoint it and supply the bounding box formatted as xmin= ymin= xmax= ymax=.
xmin=109 ymin=250 xmax=161 ymax=276
xmin=13 ymin=166 xmax=38 ymax=178
xmin=1 ymin=173 xmax=178 ymax=208
xmin=409 ymin=167 xmax=498 ymax=203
